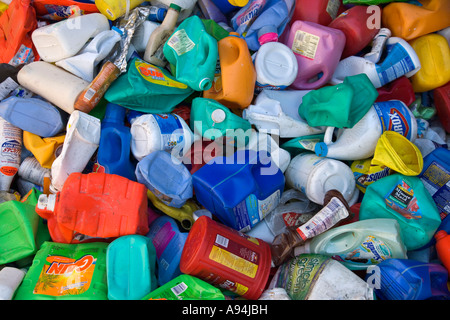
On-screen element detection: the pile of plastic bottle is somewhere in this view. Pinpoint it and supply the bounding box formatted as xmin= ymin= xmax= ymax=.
xmin=0 ymin=0 xmax=449 ymax=301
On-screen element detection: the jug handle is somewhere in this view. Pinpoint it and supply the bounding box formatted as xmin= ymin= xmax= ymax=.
xmin=323 ymin=126 xmax=335 ymax=145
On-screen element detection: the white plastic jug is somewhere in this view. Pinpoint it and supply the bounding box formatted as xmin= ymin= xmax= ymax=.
xmin=243 ymin=90 xmax=325 ymax=138
xmin=285 ymin=153 xmax=359 ymax=206
xmin=31 ymin=13 xmax=110 ymax=62
xmin=50 ymin=111 xmax=101 ymax=193
xmin=132 ymin=21 xmax=160 ymax=53
xmin=0 ymin=267 xmax=26 ymax=300
xmin=17 ymin=61 xmax=90 ymax=114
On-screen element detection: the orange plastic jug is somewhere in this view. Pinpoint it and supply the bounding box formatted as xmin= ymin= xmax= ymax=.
xmin=382 ymin=0 xmax=450 ymax=41
xmin=435 ymin=230 xmax=450 ymax=274
xmin=203 ymin=32 xmax=256 ymax=110
xmin=35 ymin=172 xmax=149 ymax=244
xmin=409 ymin=34 xmax=450 ymax=93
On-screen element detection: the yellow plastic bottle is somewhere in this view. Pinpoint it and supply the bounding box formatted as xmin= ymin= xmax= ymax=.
xmin=23 ymin=132 xmax=65 ymax=169
xmin=203 ymin=32 xmax=256 ymax=110
xmin=382 ymin=0 xmax=450 ymax=41
xmin=409 ymin=33 xmax=450 ymax=93
xmin=95 ymin=0 xmax=145 ymax=21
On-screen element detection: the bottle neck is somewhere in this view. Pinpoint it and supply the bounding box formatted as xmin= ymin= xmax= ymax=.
xmin=161 ymin=8 xmax=180 ymax=28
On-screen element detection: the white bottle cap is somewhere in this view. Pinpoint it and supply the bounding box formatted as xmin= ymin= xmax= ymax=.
xmin=211 ymin=109 xmax=226 ymax=123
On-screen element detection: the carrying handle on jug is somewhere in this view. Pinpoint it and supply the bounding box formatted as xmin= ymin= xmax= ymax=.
xmin=323 ymin=126 xmax=336 ymax=145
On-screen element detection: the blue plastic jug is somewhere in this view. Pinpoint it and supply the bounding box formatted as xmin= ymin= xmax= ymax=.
xmin=370 ymin=258 xmax=450 ymax=300
xmin=95 ymin=103 xmax=136 ymax=181
xmin=146 ymin=215 xmax=188 ymax=286
xmin=192 ymin=149 xmax=285 ymax=232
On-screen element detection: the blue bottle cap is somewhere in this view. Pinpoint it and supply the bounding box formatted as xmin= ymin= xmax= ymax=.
xmin=315 ymin=142 xmax=328 ymax=157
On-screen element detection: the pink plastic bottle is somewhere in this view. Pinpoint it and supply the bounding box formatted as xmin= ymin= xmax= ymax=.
xmin=284 ymin=20 xmax=346 ymax=90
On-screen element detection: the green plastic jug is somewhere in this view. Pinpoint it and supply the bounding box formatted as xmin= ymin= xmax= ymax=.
xmin=299 ymin=73 xmax=379 ymax=128
xmin=163 ymin=15 xmax=218 ymax=91
xmin=359 ymin=173 xmax=441 ymax=251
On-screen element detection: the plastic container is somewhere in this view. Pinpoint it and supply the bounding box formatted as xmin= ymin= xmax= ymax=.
xmin=95 ymin=103 xmax=136 ymax=181
xmin=409 ymin=34 xmax=450 ymax=93
xmin=192 ymin=150 xmax=285 ymax=232
xmin=95 ymin=0 xmax=145 ymax=20
xmin=231 ymin=0 xmax=267 ymax=37
xmin=163 ymin=15 xmax=218 ymax=91
xmin=146 ymin=215 xmax=189 ymax=285
xmin=375 ymin=76 xmax=415 ymax=107
xmin=211 ymin=0 xmax=249 ymax=14
xmin=203 ymin=32 xmax=256 ymax=110
xmin=135 ymin=150 xmax=193 ymax=208
xmin=130 ymin=113 xmax=194 ymax=161
xmin=106 ymin=235 xmax=157 ymax=300
xmin=435 ymin=230 xmax=450 ymax=274
xmin=294 ymin=219 xmax=407 ymax=270
xmin=0 ymin=96 xmax=64 ymax=137
xmin=23 ymin=132 xmax=65 ymax=169
xmin=0 ymin=267 xmax=26 ymax=300
xmin=35 ymin=172 xmax=149 ymax=244
xmin=50 ymin=110 xmax=100 ymax=193
xmin=364 ymin=28 xmax=392 ymax=64
xmin=290 ymin=0 xmax=344 ymax=26
xmin=253 ymin=41 xmax=298 ymax=91
xmin=0 ymin=116 xmax=22 ymax=191
xmin=18 ymin=156 xmax=51 ymax=187
xmin=372 ymin=259 xmax=450 ymax=300
xmin=331 ymin=37 xmax=421 ymax=89
xmin=17 ymin=61 xmax=90 ymax=114
xmin=328 ymin=5 xmax=380 ymax=59
xmin=433 ymin=81 xmax=450 ymax=133
xmin=285 ymin=153 xmax=359 ymax=206
xmin=132 ymin=21 xmax=160 ymax=53
xmin=180 ymin=215 xmax=272 ymax=300
xmin=284 ymin=20 xmax=345 ymax=90
xmin=382 ymin=0 xmax=450 ymax=41
xmin=31 ymin=13 xmax=110 ymax=62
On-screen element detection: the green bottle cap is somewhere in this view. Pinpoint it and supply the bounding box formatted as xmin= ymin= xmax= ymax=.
xmin=169 ymin=3 xmax=182 ymax=12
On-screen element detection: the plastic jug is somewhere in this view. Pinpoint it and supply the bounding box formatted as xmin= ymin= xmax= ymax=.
xmin=382 ymin=0 xmax=450 ymax=41
xmin=231 ymin=0 xmax=267 ymax=37
xmin=94 ymin=103 xmax=136 ymax=181
xmin=211 ymin=0 xmax=249 ymax=14
xmin=17 ymin=61 xmax=90 ymax=115
xmin=294 ymin=219 xmax=407 ymax=270
xmin=434 ymin=81 xmax=450 ymax=133
xmin=364 ymin=28 xmax=392 ymax=64
xmin=419 ymin=147 xmax=450 ymax=220
xmin=270 ymin=254 xmax=375 ymax=300
xmin=192 ymin=150 xmax=285 ymax=232
xmin=284 ymin=20 xmax=346 ymax=90
xmin=285 ymin=152 xmax=359 ymax=206
xmin=290 ymin=0 xmax=344 ymax=26
xmin=163 ymin=15 xmax=218 ymax=91
xmin=372 ymin=258 xmax=450 ymax=300
xmin=13 ymin=241 xmax=109 ymax=300
xmin=315 ymin=100 xmax=418 ymax=161
xmin=359 ymin=174 xmax=442 ymax=251
xmin=23 ymin=132 xmax=65 ymax=169
xmin=409 ymin=34 xmax=450 ymax=93
xmin=328 ymin=5 xmax=380 ymax=59
xmin=50 ymin=110 xmax=100 ymax=193
xmin=198 ymin=0 xmax=229 ymax=27
xmin=0 ymin=267 xmax=26 ymax=300
xmin=130 ymin=113 xmax=194 ymax=161
xmin=253 ymin=41 xmax=298 ymax=91
xmin=18 ymin=156 xmax=51 ymax=188
xmin=35 ymin=172 xmax=149 ymax=244
xmin=106 ymin=235 xmax=157 ymax=300
xmin=31 ymin=13 xmax=110 ymax=62
xmin=180 ymin=215 xmax=272 ymax=300
xmin=146 ymin=215 xmax=188 ymax=285
xmin=95 ymin=0 xmax=145 ymax=20
xmin=132 ymin=20 xmax=160 ymax=53
xmin=135 ymin=150 xmax=193 ymax=208
xmin=203 ymin=32 xmax=256 ymax=110
xmin=0 ymin=116 xmax=22 ymax=191
xmin=376 ymin=76 xmax=416 ymax=107
xmin=331 ymin=37 xmax=421 ymax=89
xmin=144 ymin=3 xmax=181 ymax=67
xmin=0 ymin=96 xmax=64 ymax=138
xmin=435 ymin=230 xmax=450 ymax=274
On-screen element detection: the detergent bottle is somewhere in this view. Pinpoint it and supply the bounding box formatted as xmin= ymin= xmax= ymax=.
xmin=294 ymin=219 xmax=408 ymax=270
xmin=0 ymin=117 xmax=22 ymax=191
xmin=0 ymin=267 xmax=26 ymax=300
xmin=284 ymin=20 xmax=345 ymax=90
xmin=331 ymin=37 xmax=421 ymax=89
xmin=290 ymin=0 xmax=344 ymax=26
xmin=375 ymin=76 xmax=415 ymax=107
xmin=22 ymin=132 xmax=65 ymax=169
xmin=434 ymin=81 xmax=450 ymax=133
xmin=364 ymin=28 xmax=392 ymax=64
xmin=435 ymin=230 xmax=450 ymax=274
xmin=95 ymin=0 xmax=145 ymax=21
xmin=231 ymin=0 xmax=267 ymax=37
xmin=211 ymin=0 xmax=249 ymax=14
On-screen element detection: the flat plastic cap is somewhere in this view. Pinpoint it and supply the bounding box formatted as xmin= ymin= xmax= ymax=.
xmin=315 ymin=142 xmax=328 ymax=157
xmin=169 ymin=3 xmax=182 ymax=11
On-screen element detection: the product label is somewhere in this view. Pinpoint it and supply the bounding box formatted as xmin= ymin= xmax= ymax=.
xmin=296 ymin=138 xmax=321 ymax=152
xmin=0 ymin=77 xmax=19 ymax=100
xmin=8 ymin=44 xmax=35 ymax=67
xmin=332 ymin=235 xmax=393 ymax=266
xmin=153 ymin=114 xmax=185 ymax=151
xmin=234 ymin=0 xmax=266 ymax=33
xmin=167 ymin=29 xmax=196 ymax=56
xmin=326 ymin=0 xmax=341 ymax=20
xmin=376 ymin=42 xmax=416 ymax=86
xmin=420 ymin=161 xmax=450 ymax=219
xmin=291 ymin=30 xmax=320 ymax=60
xmin=232 ymin=190 xmax=281 ymax=232
xmin=135 ymin=59 xmax=188 ymax=89
xmin=255 ymin=81 xmax=287 ymax=92
xmin=385 ymin=180 xmax=422 ymax=220
xmin=373 ymin=101 xmax=414 ymax=140
xmin=151 ymin=222 xmax=176 ymax=259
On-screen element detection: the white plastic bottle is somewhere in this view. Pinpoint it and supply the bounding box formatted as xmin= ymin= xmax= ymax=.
xmin=18 ymin=156 xmax=51 ymax=187
xmin=31 ymin=13 xmax=110 ymax=62
xmin=331 ymin=37 xmax=421 ymax=88
xmin=17 ymin=61 xmax=90 ymax=114
xmin=50 ymin=111 xmax=101 ymax=193
xmin=132 ymin=20 xmax=161 ymax=53
xmin=150 ymin=0 xmax=197 ymax=21
xmin=243 ymin=90 xmax=326 ymax=138
xmin=0 ymin=267 xmax=26 ymax=300
xmin=364 ymin=28 xmax=392 ymax=64
xmin=0 ymin=117 xmax=22 ymax=191
xmin=285 ymin=153 xmax=359 ymax=206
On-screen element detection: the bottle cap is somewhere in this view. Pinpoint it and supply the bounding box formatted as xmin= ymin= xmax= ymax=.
xmin=257 ymin=25 xmax=278 ymax=45
xmin=169 ymin=3 xmax=181 ymax=12
xmin=315 ymin=142 xmax=328 ymax=157
xmin=435 ymin=230 xmax=448 ymax=241
xmin=211 ymin=109 xmax=226 ymax=123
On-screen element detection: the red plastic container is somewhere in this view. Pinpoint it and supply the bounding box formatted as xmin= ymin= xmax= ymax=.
xmin=435 ymin=230 xmax=450 ymax=274
xmin=180 ymin=216 xmax=272 ymax=300
xmin=376 ymin=76 xmax=416 ymax=107
xmin=290 ymin=0 xmax=345 ymax=26
xmin=433 ymin=81 xmax=450 ymax=133
xmin=328 ymin=5 xmax=380 ymax=59
xmin=35 ymin=172 xmax=149 ymax=244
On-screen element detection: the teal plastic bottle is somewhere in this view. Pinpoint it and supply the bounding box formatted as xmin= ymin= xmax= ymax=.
xmin=163 ymin=15 xmax=218 ymax=91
